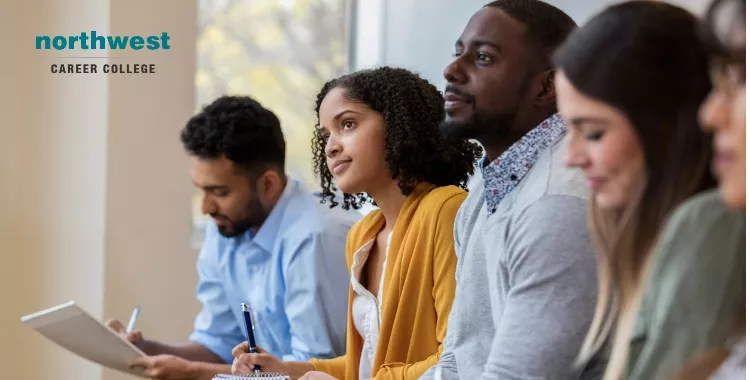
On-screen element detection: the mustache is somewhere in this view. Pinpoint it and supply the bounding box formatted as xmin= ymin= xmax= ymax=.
xmin=444 ymin=85 xmax=476 ymax=103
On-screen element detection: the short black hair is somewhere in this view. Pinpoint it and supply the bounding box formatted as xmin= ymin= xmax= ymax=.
xmin=312 ymin=67 xmax=483 ymax=210
xmin=181 ymin=95 xmax=286 ymax=175
xmin=485 ymin=0 xmax=577 ymax=70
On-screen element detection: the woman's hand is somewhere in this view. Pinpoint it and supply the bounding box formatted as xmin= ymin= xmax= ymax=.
xmin=231 ymin=342 xmax=288 ymax=374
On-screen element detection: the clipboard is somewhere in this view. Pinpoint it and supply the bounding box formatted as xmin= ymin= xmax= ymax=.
xmin=21 ymin=301 xmax=147 ymax=377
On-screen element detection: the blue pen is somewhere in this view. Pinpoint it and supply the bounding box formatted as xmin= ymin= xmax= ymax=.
xmin=241 ymin=303 xmax=261 ymax=372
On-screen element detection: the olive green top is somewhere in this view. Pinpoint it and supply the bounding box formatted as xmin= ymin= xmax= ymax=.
xmin=628 ymin=190 xmax=745 ymax=380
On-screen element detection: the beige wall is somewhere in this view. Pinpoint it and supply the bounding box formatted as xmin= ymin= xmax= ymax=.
xmin=103 ymin=0 xmax=200 ymax=379
xmin=0 ymin=0 xmax=200 ymax=379
xmin=0 ymin=0 xmax=23 ymax=372
xmin=1 ymin=0 xmax=109 ymax=378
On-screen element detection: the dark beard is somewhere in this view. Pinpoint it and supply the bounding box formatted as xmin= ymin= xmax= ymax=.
xmin=214 ymin=194 xmax=268 ymax=238
xmin=440 ymin=110 xmax=519 ymax=142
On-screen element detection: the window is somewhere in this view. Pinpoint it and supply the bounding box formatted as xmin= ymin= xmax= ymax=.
xmin=192 ymin=0 xmax=352 ymax=247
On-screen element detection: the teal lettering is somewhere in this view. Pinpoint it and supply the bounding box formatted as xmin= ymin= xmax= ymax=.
xmin=91 ymin=31 xmax=106 ymax=49
xmin=52 ymin=36 xmax=67 ymax=49
xmin=146 ymin=36 xmax=160 ymax=50
xmin=129 ymin=36 xmax=144 ymax=50
xmin=68 ymin=35 xmax=79 ymax=49
xmin=36 ymin=36 xmax=51 ymax=49
xmin=36 ymin=32 xmax=171 ymax=50
xmin=80 ymin=32 xmax=89 ymax=49
xmin=107 ymin=36 xmax=128 ymax=49
xmin=160 ymin=32 xmax=171 ymax=49
xmin=107 ymin=35 xmax=128 ymax=49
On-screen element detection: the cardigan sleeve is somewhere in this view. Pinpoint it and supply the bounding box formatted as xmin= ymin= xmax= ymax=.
xmin=310 ymin=355 xmax=348 ymax=379
xmin=372 ymin=192 xmax=463 ymax=380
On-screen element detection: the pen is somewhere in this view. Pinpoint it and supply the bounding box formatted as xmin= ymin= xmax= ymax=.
xmin=126 ymin=306 xmax=140 ymax=333
xmin=241 ymin=303 xmax=261 ymax=372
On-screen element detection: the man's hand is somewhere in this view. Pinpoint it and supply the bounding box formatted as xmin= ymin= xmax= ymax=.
xmin=131 ymin=354 xmax=199 ymax=380
xmin=106 ymin=318 xmax=144 ymax=348
xmin=105 ymin=320 xmax=223 ymax=364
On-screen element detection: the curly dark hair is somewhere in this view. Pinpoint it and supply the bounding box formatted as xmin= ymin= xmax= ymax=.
xmin=312 ymin=67 xmax=483 ymax=209
xmin=181 ymin=95 xmax=286 ymax=176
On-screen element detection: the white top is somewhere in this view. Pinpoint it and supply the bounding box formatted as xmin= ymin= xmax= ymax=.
xmin=710 ymin=336 xmax=746 ymax=380
xmin=350 ymin=233 xmax=392 ymax=380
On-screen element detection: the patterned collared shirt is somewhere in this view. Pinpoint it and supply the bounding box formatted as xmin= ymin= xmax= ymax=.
xmin=481 ymin=113 xmax=567 ymax=213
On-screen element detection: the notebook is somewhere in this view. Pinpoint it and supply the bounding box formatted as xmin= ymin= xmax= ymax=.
xmin=212 ymin=373 xmax=290 ymax=379
xmin=21 ymin=301 xmax=147 ymax=377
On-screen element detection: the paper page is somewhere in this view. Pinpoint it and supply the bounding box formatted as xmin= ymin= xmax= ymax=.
xmin=21 ymin=301 xmax=147 ymax=377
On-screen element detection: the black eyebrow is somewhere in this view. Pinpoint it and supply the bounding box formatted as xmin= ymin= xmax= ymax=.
xmin=455 ymin=39 xmax=502 ymax=51
xmin=194 ymin=183 xmax=228 ymax=191
xmin=332 ymin=109 xmax=360 ymax=121
xmin=569 ymin=116 xmax=610 ymax=128
xmin=319 ymin=109 xmax=360 ymax=133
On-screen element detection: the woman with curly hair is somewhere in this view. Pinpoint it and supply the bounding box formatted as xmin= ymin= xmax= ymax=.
xmin=230 ymin=66 xmax=482 ymax=380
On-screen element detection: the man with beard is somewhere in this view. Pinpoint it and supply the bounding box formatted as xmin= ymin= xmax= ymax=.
xmin=106 ymin=95 xmax=359 ymax=380
xmin=421 ymin=1 xmax=606 ymax=379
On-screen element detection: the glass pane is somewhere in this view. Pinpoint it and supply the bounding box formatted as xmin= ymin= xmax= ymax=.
xmin=192 ymin=0 xmax=351 ymax=247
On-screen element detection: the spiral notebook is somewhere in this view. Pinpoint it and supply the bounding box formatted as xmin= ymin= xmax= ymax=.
xmin=212 ymin=373 xmax=290 ymax=379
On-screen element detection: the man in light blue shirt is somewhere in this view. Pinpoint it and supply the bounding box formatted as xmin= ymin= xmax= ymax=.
xmin=107 ymin=95 xmax=359 ymax=380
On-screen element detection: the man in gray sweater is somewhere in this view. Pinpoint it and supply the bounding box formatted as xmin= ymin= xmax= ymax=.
xmin=422 ymin=1 xmax=607 ymax=379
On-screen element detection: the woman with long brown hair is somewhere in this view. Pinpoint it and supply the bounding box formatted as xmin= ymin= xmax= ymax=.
xmin=552 ymin=2 xmax=716 ymax=379
xmin=679 ymin=0 xmax=746 ymax=378
xmin=617 ymin=0 xmax=747 ymax=378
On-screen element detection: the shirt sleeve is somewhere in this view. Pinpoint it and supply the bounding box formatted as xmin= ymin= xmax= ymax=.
xmin=281 ymin=231 xmax=349 ymax=361
xmin=189 ymin=223 xmax=245 ymax=364
xmin=481 ymin=195 xmax=599 ymax=380
xmin=628 ymin=194 xmax=745 ymax=380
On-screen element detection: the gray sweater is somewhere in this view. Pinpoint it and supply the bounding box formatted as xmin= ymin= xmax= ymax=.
xmin=422 ymin=137 xmax=607 ymax=380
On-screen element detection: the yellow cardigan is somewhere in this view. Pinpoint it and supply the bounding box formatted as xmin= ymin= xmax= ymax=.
xmin=309 ymin=183 xmax=464 ymax=380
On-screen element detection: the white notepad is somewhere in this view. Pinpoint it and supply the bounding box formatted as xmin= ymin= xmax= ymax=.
xmin=21 ymin=301 xmax=147 ymax=377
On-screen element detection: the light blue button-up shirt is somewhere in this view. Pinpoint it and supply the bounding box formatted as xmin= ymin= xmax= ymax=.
xmin=189 ymin=179 xmax=360 ymax=363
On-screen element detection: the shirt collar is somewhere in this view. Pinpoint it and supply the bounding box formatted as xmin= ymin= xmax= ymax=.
xmin=481 ymin=113 xmax=566 ymax=213
xmin=249 ymin=178 xmax=299 ymax=253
